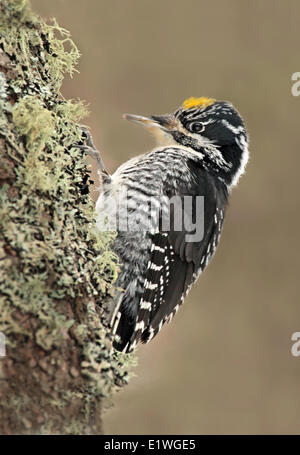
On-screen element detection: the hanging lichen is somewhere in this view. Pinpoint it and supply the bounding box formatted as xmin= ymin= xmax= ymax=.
xmin=0 ymin=0 xmax=134 ymax=434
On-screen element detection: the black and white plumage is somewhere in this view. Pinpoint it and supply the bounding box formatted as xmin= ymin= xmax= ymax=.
xmin=95 ymin=97 xmax=249 ymax=353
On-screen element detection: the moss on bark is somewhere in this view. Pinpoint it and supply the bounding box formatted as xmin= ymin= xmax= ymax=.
xmin=0 ymin=0 xmax=133 ymax=434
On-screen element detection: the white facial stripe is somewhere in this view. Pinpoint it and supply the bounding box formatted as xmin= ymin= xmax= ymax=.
xmin=221 ymin=119 xmax=245 ymax=135
xmin=230 ymin=134 xmax=249 ymax=187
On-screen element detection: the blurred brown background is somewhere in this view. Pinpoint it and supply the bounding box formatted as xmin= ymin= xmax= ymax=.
xmin=32 ymin=0 xmax=300 ymax=434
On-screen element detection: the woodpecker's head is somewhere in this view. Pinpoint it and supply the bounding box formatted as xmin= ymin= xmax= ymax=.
xmin=124 ymin=96 xmax=249 ymax=187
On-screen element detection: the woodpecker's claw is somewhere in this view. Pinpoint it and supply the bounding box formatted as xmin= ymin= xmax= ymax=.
xmin=78 ymin=125 xmax=106 ymax=171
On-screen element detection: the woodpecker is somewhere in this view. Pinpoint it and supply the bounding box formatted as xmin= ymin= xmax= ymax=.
xmin=91 ymin=96 xmax=249 ymax=353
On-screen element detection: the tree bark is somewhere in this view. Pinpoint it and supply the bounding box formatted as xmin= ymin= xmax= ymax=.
xmin=0 ymin=0 xmax=131 ymax=434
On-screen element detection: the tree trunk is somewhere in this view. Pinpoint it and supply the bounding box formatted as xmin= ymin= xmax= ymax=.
xmin=0 ymin=0 xmax=131 ymax=434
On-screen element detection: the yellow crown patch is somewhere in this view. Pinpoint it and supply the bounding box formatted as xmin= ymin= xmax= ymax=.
xmin=182 ymin=96 xmax=216 ymax=110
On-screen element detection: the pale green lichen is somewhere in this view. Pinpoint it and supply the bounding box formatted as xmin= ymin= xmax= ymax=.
xmin=0 ymin=0 xmax=134 ymax=433
xmin=0 ymin=72 xmax=8 ymax=100
xmin=44 ymin=18 xmax=80 ymax=85
xmin=12 ymin=96 xmax=55 ymax=150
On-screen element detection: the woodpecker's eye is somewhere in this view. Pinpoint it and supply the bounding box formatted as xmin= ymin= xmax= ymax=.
xmin=188 ymin=122 xmax=205 ymax=133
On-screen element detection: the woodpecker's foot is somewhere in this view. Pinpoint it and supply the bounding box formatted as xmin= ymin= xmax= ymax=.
xmin=78 ymin=125 xmax=106 ymax=171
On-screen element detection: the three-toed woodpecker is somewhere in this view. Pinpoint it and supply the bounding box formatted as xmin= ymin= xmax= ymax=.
xmin=94 ymin=97 xmax=249 ymax=353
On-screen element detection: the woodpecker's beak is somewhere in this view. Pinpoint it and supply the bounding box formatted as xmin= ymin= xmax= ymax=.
xmin=123 ymin=113 xmax=176 ymax=131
